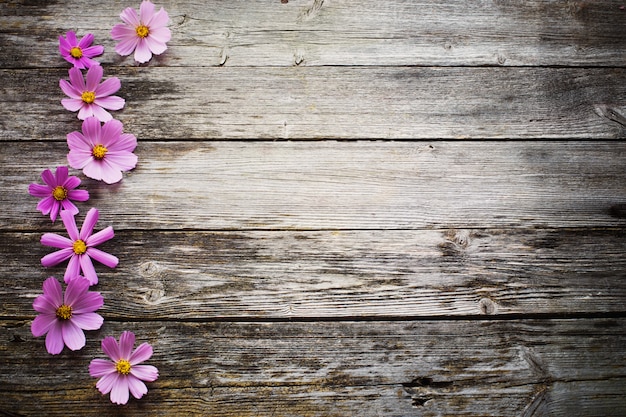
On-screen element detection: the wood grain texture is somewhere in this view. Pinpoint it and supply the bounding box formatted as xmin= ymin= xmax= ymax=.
xmin=2 ymin=141 xmax=625 ymax=230
xmin=1 ymin=319 xmax=625 ymax=416
xmin=2 ymin=67 xmax=625 ymax=140
xmin=2 ymin=228 xmax=626 ymax=319
xmin=1 ymin=0 xmax=625 ymax=415
xmin=1 ymin=0 xmax=625 ymax=68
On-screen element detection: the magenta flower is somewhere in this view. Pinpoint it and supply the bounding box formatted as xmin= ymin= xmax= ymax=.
xmin=31 ymin=276 xmax=104 ymax=355
xmin=67 ymin=116 xmax=138 ymax=184
xmin=41 ymin=208 xmax=118 ymax=285
xmin=59 ymin=31 xmax=104 ymax=69
xmin=89 ymin=331 xmax=159 ymax=405
xmin=111 ymin=0 xmax=171 ymax=63
xmin=28 ymin=166 xmax=89 ymax=222
xmin=60 ymin=65 xmax=125 ymax=122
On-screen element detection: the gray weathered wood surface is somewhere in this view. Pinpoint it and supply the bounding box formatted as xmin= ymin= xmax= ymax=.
xmin=1 ymin=0 xmax=625 ymax=416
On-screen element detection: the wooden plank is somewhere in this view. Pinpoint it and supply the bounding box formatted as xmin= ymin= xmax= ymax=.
xmin=2 ymin=67 xmax=625 ymax=140
xmin=1 ymin=0 xmax=625 ymax=68
xmin=3 ymin=228 xmax=626 ymax=319
xmin=1 ymin=319 xmax=625 ymax=416
xmin=3 ymin=141 xmax=626 ymax=230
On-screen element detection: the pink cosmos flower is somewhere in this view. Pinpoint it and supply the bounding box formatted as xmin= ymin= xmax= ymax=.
xmin=111 ymin=0 xmax=171 ymax=63
xmin=60 ymin=65 xmax=125 ymax=122
xmin=31 ymin=276 xmax=104 ymax=355
xmin=67 ymin=116 xmax=138 ymax=184
xmin=89 ymin=331 xmax=159 ymax=405
xmin=59 ymin=31 xmax=104 ymax=69
xmin=41 ymin=208 xmax=118 ymax=285
xmin=28 ymin=166 xmax=89 ymax=222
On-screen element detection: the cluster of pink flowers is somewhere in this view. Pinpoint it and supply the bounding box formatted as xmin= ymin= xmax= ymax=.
xmin=28 ymin=0 xmax=170 ymax=406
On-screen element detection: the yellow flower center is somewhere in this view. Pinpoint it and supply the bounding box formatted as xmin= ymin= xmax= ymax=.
xmin=55 ymin=304 xmax=72 ymax=320
xmin=92 ymin=144 xmax=108 ymax=160
xmin=81 ymin=91 xmax=96 ymax=104
xmin=72 ymin=239 xmax=87 ymax=255
xmin=115 ymin=359 xmax=132 ymax=375
xmin=136 ymin=25 xmax=150 ymax=38
xmin=69 ymin=46 xmax=83 ymax=59
xmin=52 ymin=185 xmax=68 ymax=201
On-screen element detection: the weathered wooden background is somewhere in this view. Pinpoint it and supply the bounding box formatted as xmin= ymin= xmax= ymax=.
xmin=1 ymin=0 xmax=626 ymax=416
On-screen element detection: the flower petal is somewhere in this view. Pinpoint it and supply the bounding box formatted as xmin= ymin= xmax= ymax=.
xmin=32 ymin=293 xmax=58 ymax=315
xmin=28 ymin=183 xmax=52 ymax=198
xmin=89 ymin=105 xmax=113 ymax=122
xmin=127 ymin=375 xmax=148 ymax=399
xmin=61 ymin=208 xmax=80 ymax=241
xmin=54 ymin=166 xmax=69 ymax=185
xmin=35 ymin=197 xmax=55 ymax=216
xmin=63 ymin=276 xmax=89 ymax=306
xmin=86 ymin=226 xmax=114 ymax=247
xmin=98 ymin=160 xmax=124 ymax=184
xmin=83 ymin=45 xmax=104 ymax=58
xmin=79 ymin=254 xmax=98 ymax=285
xmin=67 ymin=189 xmax=90 ymax=202
xmin=134 ymin=39 xmax=153 ymax=63
xmin=68 ymin=67 xmax=86 ymax=92
xmin=94 ymin=96 xmax=125 ymax=111
xmin=139 ymin=0 xmax=156 ymax=24
xmin=96 ymin=371 xmax=119 ymax=395
xmin=41 ymin=248 xmax=74 ymax=268
xmin=80 ymin=207 xmax=99 ymax=240
xmin=72 ymin=291 xmax=104 ymax=313
xmin=148 ymin=8 xmax=170 ymax=30
xmin=41 ymin=233 xmax=72 ymax=249
xmin=89 ymin=359 xmax=116 ymax=378
xmin=31 ymin=314 xmax=56 ymax=337
xmin=114 ymin=36 xmax=140 ymax=57
xmin=77 ymin=33 xmax=94 ymax=48
xmin=59 ymin=79 xmax=82 ymax=99
xmin=111 ymin=132 xmax=137 ymax=152
xmin=119 ymin=7 xmax=141 ymax=27
xmin=94 ymin=77 xmax=121 ymax=97
xmin=110 ymin=375 xmax=130 ymax=405
xmin=87 ymin=247 xmax=119 ymax=269
xmin=59 ymin=199 xmax=79 ymax=216
xmin=119 ymin=331 xmax=136 ymax=359
xmin=62 ymin=320 xmax=86 ymax=351
xmin=129 ymin=342 xmax=153 ymax=365
xmin=105 ymin=151 xmax=138 ymax=172
xmin=61 ymin=98 xmax=85 ymax=112
xmin=45 ymin=322 xmax=65 ymax=354
xmin=82 ymin=160 xmax=105 ymax=181
xmin=102 ymin=336 xmax=122 ymax=361
xmin=129 ymin=364 xmax=159 ymax=382
xmin=63 ymin=254 xmax=82 ymax=283
xmin=85 ymin=64 xmax=103 ymax=92
xmin=71 ymin=312 xmax=104 ymax=331
xmin=145 ymin=36 xmax=168 ymax=55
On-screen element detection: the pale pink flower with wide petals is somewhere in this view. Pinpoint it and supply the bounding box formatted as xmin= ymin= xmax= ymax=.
xmin=89 ymin=331 xmax=159 ymax=405
xmin=111 ymin=0 xmax=171 ymax=63
xmin=67 ymin=116 xmax=138 ymax=184
xmin=31 ymin=276 xmax=104 ymax=355
xmin=28 ymin=166 xmax=89 ymax=222
xmin=60 ymin=65 xmax=125 ymax=122
xmin=41 ymin=208 xmax=118 ymax=285
xmin=59 ymin=31 xmax=104 ymax=69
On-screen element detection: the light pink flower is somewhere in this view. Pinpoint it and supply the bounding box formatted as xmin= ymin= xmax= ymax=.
xmin=89 ymin=331 xmax=159 ymax=405
xmin=67 ymin=116 xmax=138 ymax=184
xmin=41 ymin=208 xmax=118 ymax=285
xmin=59 ymin=31 xmax=104 ymax=69
xmin=60 ymin=65 xmax=125 ymax=122
xmin=111 ymin=0 xmax=171 ymax=63
xmin=28 ymin=166 xmax=89 ymax=222
xmin=31 ymin=276 xmax=104 ymax=355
